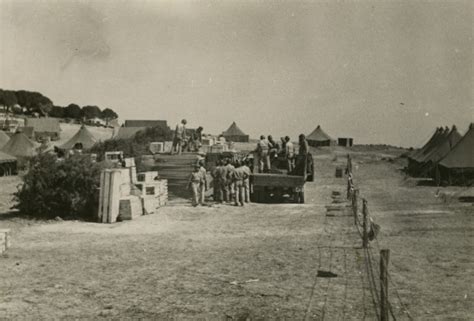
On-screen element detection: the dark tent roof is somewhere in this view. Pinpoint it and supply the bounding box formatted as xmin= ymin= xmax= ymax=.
xmin=60 ymin=125 xmax=97 ymax=150
xmin=307 ymin=125 xmax=333 ymax=142
xmin=0 ymin=130 xmax=10 ymax=148
xmin=439 ymin=123 xmax=474 ymax=169
xmin=0 ymin=151 xmax=16 ymax=164
xmin=222 ymin=122 xmax=247 ymax=136
xmin=413 ymin=127 xmax=450 ymax=162
xmin=408 ymin=127 xmax=442 ymax=159
xmin=124 ymin=120 xmax=168 ymax=129
xmin=114 ymin=127 xmax=146 ymax=140
xmin=1 ymin=130 xmax=37 ymax=157
xmin=25 ymin=117 xmax=61 ymax=133
xmin=420 ymin=125 xmax=462 ymax=164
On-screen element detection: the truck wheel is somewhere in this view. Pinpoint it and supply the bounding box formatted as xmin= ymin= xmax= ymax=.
xmin=299 ymin=191 xmax=305 ymax=203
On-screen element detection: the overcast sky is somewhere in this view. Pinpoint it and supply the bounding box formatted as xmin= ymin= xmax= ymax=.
xmin=1 ymin=0 xmax=472 ymax=146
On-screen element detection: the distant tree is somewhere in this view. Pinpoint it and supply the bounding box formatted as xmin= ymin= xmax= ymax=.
xmin=31 ymin=93 xmax=53 ymax=115
xmin=100 ymin=108 xmax=118 ymax=121
xmin=15 ymin=90 xmax=32 ymax=110
xmin=64 ymin=103 xmax=82 ymax=119
xmin=0 ymin=90 xmax=18 ymax=113
xmin=50 ymin=106 xmax=65 ymax=118
xmin=15 ymin=90 xmax=53 ymax=115
xmin=81 ymin=105 xmax=102 ymax=119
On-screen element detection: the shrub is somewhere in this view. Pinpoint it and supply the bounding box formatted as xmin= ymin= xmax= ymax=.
xmin=14 ymin=153 xmax=102 ymax=220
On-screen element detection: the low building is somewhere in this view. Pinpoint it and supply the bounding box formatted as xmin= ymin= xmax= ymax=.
xmin=25 ymin=117 xmax=61 ymax=141
xmin=124 ymin=120 xmax=168 ymax=129
xmin=114 ymin=127 xmax=146 ymax=140
xmin=338 ymin=138 xmax=354 ymax=147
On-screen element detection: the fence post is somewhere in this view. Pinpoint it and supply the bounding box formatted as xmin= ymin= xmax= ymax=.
xmin=380 ymin=249 xmax=390 ymax=321
xmin=362 ymin=199 xmax=369 ymax=248
xmin=347 ymin=176 xmax=351 ymax=199
xmin=352 ymin=189 xmax=359 ymax=225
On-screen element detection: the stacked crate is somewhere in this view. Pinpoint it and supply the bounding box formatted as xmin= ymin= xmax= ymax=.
xmin=135 ymin=171 xmax=168 ymax=213
xmin=98 ymin=167 xmax=142 ymax=223
xmin=156 ymin=179 xmax=168 ymax=206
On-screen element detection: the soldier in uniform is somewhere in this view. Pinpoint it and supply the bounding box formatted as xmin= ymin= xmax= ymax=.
xmin=188 ymin=164 xmax=204 ymax=206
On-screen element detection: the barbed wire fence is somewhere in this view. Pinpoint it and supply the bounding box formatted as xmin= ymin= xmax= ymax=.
xmin=345 ymin=154 xmax=414 ymax=321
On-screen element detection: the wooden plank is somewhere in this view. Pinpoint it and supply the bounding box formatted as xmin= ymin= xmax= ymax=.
xmin=97 ymin=170 xmax=105 ymax=222
xmin=102 ymin=170 xmax=111 ymax=223
xmin=108 ymin=170 xmax=121 ymax=223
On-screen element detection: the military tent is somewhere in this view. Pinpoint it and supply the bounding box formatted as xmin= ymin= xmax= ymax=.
xmin=438 ymin=123 xmax=474 ymax=185
xmin=222 ymin=122 xmax=249 ymax=142
xmin=0 ymin=130 xmax=10 ymax=148
xmin=60 ymin=125 xmax=97 ymax=150
xmin=307 ymin=125 xmax=335 ymax=147
xmin=407 ymin=127 xmax=442 ymax=160
xmin=408 ymin=127 xmax=450 ymax=176
xmin=0 ymin=151 xmax=17 ymax=176
xmin=1 ymin=130 xmax=37 ymax=158
xmin=417 ymin=125 xmax=462 ymax=179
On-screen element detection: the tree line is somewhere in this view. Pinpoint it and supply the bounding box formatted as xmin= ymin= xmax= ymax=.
xmin=0 ymin=88 xmax=118 ymax=121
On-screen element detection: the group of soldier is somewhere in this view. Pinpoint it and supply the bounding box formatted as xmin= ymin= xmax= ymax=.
xmin=171 ymin=119 xmax=204 ymax=154
xmin=188 ymin=157 xmax=252 ymax=207
xmin=255 ymin=134 xmax=309 ymax=173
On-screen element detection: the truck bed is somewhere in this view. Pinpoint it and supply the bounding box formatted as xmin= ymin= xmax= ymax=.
xmin=251 ymin=173 xmax=305 ymax=188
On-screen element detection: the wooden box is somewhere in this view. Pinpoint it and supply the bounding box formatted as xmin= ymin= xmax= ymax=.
xmin=119 ymin=196 xmax=143 ymax=220
xmin=137 ymin=171 xmax=159 ymax=183
xmin=149 ymin=142 xmax=164 ymax=154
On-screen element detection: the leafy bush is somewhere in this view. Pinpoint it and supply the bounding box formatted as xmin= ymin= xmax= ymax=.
xmin=14 ymin=153 xmax=102 ymax=220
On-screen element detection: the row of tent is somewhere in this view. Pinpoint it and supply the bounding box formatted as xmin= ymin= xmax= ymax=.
xmin=407 ymin=123 xmax=474 ymax=185
xmin=0 ymin=125 xmax=98 ymax=176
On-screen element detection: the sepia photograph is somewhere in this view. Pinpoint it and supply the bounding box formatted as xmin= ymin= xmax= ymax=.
xmin=0 ymin=0 xmax=472 ymax=319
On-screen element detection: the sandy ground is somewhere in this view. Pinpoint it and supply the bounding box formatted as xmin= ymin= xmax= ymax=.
xmin=0 ymin=147 xmax=472 ymax=320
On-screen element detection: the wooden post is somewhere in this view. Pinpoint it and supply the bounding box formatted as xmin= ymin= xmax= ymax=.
xmin=362 ymin=199 xmax=369 ymax=248
xmin=352 ymin=189 xmax=359 ymax=225
xmin=380 ymin=249 xmax=390 ymax=321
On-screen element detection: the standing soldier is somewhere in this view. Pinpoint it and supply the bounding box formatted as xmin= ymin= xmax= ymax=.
xmin=242 ymin=159 xmax=252 ymax=203
xmin=285 ymin=136 xmax=295 ymax=172
xmin=188 ymin=164 xmax=204 ymax=206
xmin=256 ymin=135 xmax=270 ymax=173
xmin=232 ymin=161 xmax=249 ymax=206
xmin=198 ymin=159 xmax=207 ymax=205
xmin=172 ymin=119 xmax=187 ymax=155
xmin=211 ymin=160 xmax=222 ymax=202
xmin=225 ymin=158 xmax=236 ymax=203
xmin=298 ymin=134 xmax=309 ymax=156
xmin=218 ymin=159 xmax=229 ymax=202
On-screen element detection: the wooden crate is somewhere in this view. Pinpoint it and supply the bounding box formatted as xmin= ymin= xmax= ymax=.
xmin=119 ymin=196 xmax=143 ymax=220
xmin=137 ymin=171 xmax=159 ymax=183
xmin=149 ymin=142 xmax=164 ymax=154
